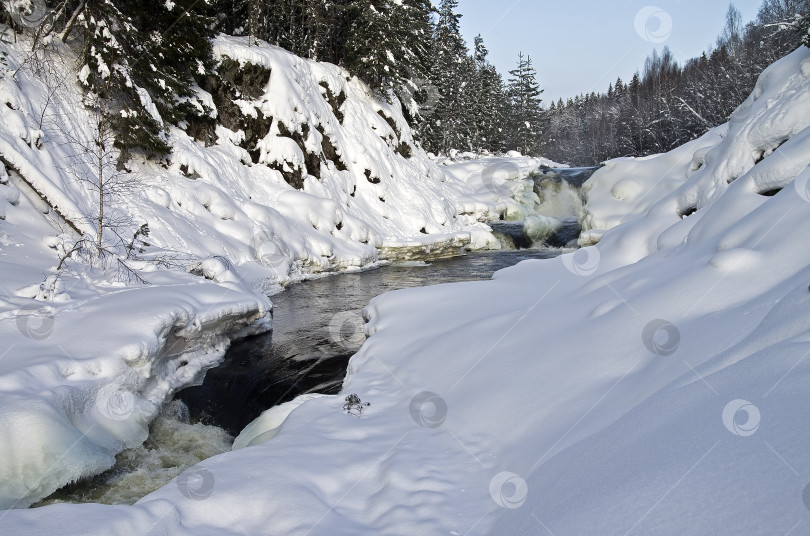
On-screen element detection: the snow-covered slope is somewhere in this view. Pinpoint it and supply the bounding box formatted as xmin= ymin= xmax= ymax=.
xmin=580 ymin=45 xmax=810 ymax=248
xmin=3 ymin=43 xmax=809 ymax=536
xmin=0 ymin=39 xmax=276 ymax=509
xmin=0 ymin=34 xmax=550 ymax=509
xmin=1 ymin=35 xmax=542 ymax=292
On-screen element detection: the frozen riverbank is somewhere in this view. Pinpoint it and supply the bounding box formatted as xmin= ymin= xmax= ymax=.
xmin=0 ymin=262 xmax=271 ymax=509
xmin=35 ymin=247 xmax=569 ymax=507
xmin=0 ymin=31 xmax=564 ymax=509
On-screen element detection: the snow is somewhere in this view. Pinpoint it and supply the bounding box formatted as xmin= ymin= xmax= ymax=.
xmin=0 ymin=34 xmax=554 ymax=512
xmin=3 ymin=32 xmax=809 ymax=536
xmin=232 ymin=393 xmax=328 ymax=450
xmin=581 ymin=48 xmax=810 ymax=252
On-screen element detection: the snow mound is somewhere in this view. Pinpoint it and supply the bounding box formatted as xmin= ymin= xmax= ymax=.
xmin=232 ymin=393 xmax=329 ymax=450
xmin=581 ymin=48 xmax=810 ymax=252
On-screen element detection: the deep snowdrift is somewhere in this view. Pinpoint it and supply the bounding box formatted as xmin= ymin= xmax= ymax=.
xmin=2 ymin=42 xmax=809 ymax=536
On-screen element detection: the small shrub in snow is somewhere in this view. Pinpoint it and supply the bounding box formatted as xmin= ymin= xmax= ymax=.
xmin=343 ymin=394 xmax=370 ymax=417
xmin=125 ymin=223 xmax=150 ymax=257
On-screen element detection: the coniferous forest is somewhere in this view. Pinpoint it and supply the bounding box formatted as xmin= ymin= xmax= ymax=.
xmin=2 ymin=0 xmax=808 ymax=164
xmin=544 ymin=1 xmax=810 ymax=165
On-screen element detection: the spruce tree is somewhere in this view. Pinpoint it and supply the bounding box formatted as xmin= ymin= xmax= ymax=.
xmin=133 ymin=0 xmax=216 ymax=124
xmin=323 ymin=0 xmax=356 ymax=64
xmin=471 ymin=35 xmax=507 ymax=153
xmin=506 ymin=52 xmax=543 ymax=155
xmin=77 ymin=0 xmax=167 ymax=157
xmin=423 ymin=0 xmax=469 ymax=154
xmin=77 ymin=0 xmax=215 ymax=159
xmin=392 ymin=0 xmax=433 ymax=118
xmin=343 ymin=0 xmax=434 ymax=112
xmin=343 ymin=0 xmax=399 ymax=96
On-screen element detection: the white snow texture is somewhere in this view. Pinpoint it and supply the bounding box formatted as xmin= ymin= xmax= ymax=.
xmin=1 ymin=33 xmax=810 ymax=536
xmin=0 ymin=34 xmax=549 ymax=512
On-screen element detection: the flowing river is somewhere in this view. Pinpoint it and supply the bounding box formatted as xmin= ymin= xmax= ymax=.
xmin=178 ymin=247 xmax=571 ymax=435
xmin=34 ymin=166 xmax=599 ymax=507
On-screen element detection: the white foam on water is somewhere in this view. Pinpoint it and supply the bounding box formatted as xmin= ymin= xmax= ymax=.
xmin=534 ymin=177 xmax=585 ymax=220
xmin=33 ymin=401 xmax=232 ymax=506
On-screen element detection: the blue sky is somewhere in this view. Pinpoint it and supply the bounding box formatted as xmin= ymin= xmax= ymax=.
xmin=457 ymin=0 xmax=765 ymax=104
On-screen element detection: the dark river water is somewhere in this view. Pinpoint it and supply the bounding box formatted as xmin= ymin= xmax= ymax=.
xmin=178 ymin=246 xmax=570 ymax=435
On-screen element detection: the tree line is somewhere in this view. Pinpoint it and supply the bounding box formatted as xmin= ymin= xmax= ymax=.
xmin=0 ymin=0 xmax=545 ymax=159
xmin=210 ymin=0 xmax=545 ymax=156
xmin=543 ymin=1 xmax=810 ymax=165
xmin=0 ymin=0 xmax=807 ymax=165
